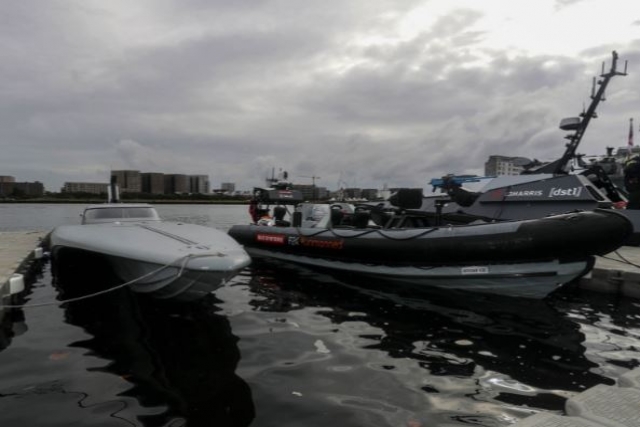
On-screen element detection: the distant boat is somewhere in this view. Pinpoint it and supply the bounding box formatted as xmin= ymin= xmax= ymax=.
xmin=50 ymin=203 xmax=251 ymax=301
xmin=228 ymin=190 xmax=633 ymax=299
xmin=579 ymin=143 xmax=635 ymax=190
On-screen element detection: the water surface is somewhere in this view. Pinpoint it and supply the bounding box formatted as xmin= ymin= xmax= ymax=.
xmin=1 ymin=203 xmax=639 ymax=426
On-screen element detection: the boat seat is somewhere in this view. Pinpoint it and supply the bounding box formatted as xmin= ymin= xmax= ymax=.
xmin=353 ymin=211 xmax=370 ymax=228
xmin=330 ymin=208 xmax=344 ymax=227
xmin=273 ymin=206 xmax=290 ymax=227
xmin=341 ymin=213 xmax=354 ymax=226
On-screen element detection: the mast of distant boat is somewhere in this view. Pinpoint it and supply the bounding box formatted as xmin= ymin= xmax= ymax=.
xmin=530 ymin=51 xmax=628 ymax=175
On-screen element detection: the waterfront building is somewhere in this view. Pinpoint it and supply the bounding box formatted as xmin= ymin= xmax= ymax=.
xmin=109 ymin=170 xmax=210 ymax=195
xmin=221 ymin=182 xmax=236 ymax=194
xmin=316 ymin=186 xmax=329 ymax=200
xmin=343 ymin=188 xmax=363 ymax=199
xmin=165 ymin=174 xmax=189 ymax=194
xmin=0 ymin=176 xmax=15 ymax=183
xmin=141 ymin=173 xmax=165 ymax=194
xmin=484 ymin=155 xmax=530 ymax=176
xmin=292 ymin=184 xmax=314 ymax=200
xmin=111 ymin=170 xmax=142 ymax=193
xmin=292 ymin=184 xmax=328 ymax=200
xmin=190 ymin=175 xmax=210 ymax=194
xmin=361 ymin=189 xmax=379 ymax=201
xmin=0 ymin=181 xmax=44 ymax=197
xmin=62 ymin=182 xmax=109 ymax=194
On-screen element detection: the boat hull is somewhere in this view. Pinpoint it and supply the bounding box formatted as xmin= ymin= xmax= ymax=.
xmin=245 ymin=247 xmax=593 ymax=299
xmin=51 ymin=221 xmax=251 ymax=301
xmin=228 ymin=209 xmax=632 ymax=299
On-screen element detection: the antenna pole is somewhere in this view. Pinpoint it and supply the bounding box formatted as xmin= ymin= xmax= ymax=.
xmin=553 ymin=51 xmax=628 ymax=175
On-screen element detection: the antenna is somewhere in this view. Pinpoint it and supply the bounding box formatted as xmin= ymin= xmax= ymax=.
xmin=533 ymin=51 xmax=629 ymax=175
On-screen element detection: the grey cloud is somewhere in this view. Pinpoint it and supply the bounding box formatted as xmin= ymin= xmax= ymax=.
xmin=1 ymin=1 xmax=639 ymax=193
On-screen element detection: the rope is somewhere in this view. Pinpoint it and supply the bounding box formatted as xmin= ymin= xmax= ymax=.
xmin=599 ymin=250 xmax=640 ymax=269
xmin=0 ymin=253 xmax=214 ymax=309
xmin=293 ymin=225 xmax=440 ymax=241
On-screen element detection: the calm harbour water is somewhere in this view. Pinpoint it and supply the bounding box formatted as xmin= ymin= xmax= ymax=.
xmin=1 ymin=203 xmax=640 ymax=426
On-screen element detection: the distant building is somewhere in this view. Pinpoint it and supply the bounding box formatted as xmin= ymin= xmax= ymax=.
xmin=110 ymin=170 xmax=210 ymax=195
xmin=0 ymin=181 xmax=44 ymax=197
xmin=111 ymin=170 xmax=142 ymax=192
xmin=315 ymin=186 xmax=329 ymax=199
xmin=62 ymin=182 xmax=109 ymax=194
xmin=190 ymin=175 xmax=210 ymax=194
xmin=141 ymin=173 xmax=165 ymax=194
xmin=292 ymin=184 xmax=314 ymax=200
xmin=292 ymin=184 xmax=328 ymax=200
xmin=343 ymin=188 xmax=362 ymax=199
xmin=165 ymin=174 xmax=189 ymax=194
xmin=221 ymin=182 xmax=236 ymax=194
xmin=484 ymin=155 xmax=529 ymax=176
xmin=0 ymin=176 xmax=15 ymax=183
xmin=361 ymin=189 xmax=379 ymax=200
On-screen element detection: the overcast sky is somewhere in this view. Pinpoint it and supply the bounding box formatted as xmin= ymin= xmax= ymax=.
xmin=1 ymin=0 xmax=639 ymax=192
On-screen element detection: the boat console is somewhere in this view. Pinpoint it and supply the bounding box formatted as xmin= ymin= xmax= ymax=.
xmin=81 ymin=204 xmax=161 ymax=224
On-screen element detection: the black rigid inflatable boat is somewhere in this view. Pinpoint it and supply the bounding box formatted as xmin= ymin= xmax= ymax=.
xmin=228 ymin=194 xmax=633 ymax=299
xmin=229 ymin=52 xmax=635 ymax=299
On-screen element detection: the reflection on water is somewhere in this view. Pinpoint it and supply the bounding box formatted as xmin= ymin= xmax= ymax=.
xmin=0 ymin=264 xmax=254 ymax=427
xmin=237 ymin=260 xmax=640 ymax=426
xmin=0 ymin=309 xmax=26 ymax=353
xmin=1 ymin=251 xmax=640 ymax=426
xmin=56 ymin=276 xmax=255 ymax=426
xmin=0 ymin=255 xmax=46 ymax=352
xmin=553 ymin=291 xmax=640 ymax=377
xmin=3 ymin=203 xmax=640 ymax=426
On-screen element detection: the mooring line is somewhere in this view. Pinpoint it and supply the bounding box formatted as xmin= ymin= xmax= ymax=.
xmin=600 ymin=250 xmax=640 ymax=269
xmin=0 ymin=253 xmax=217 ymax=309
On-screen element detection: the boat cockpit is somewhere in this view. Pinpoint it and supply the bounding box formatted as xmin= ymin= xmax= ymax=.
xmin=81 ymin=204 xmax=161 ymax=224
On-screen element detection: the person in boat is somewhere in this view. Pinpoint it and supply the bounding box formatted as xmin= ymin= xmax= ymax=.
xmin=623 ymin=155 xmax=640 ymax=209
xmin=273 ymin=205 xmax=290 ymax=226
xmin=249 ymin=198 xmax=259 ymax=223
xmin=249 ymin=198 xmax=272 ymax=224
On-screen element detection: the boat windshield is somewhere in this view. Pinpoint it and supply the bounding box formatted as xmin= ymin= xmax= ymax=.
xmin=82 ymin=206 xmax=160 ymax=224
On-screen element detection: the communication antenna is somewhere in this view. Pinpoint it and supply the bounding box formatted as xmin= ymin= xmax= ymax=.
xmin=549 ymin=51 xmax=628 ymax=175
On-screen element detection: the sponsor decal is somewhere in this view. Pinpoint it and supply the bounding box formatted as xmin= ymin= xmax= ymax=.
xmin=506 ymin=190 xmax=543 ymax=197
xmin=299 ymin=236 xmax=344 ymax=250
xmin=278 ymin=191 xmax=294 ymax=198
xmin=288 ymin=236 xmax=300 ymax=246
xmin=504 ymin=186 xmax=584 ymax=198
xmin=461 ymin=266 xmax=489 ymax=275
xmin=256 ymin=233 xmax=286 ymax=245
xmin=548 ymin=187 xmax=582 ymax=198
xmin=257 ymin=233 xmax=343 ymax=250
